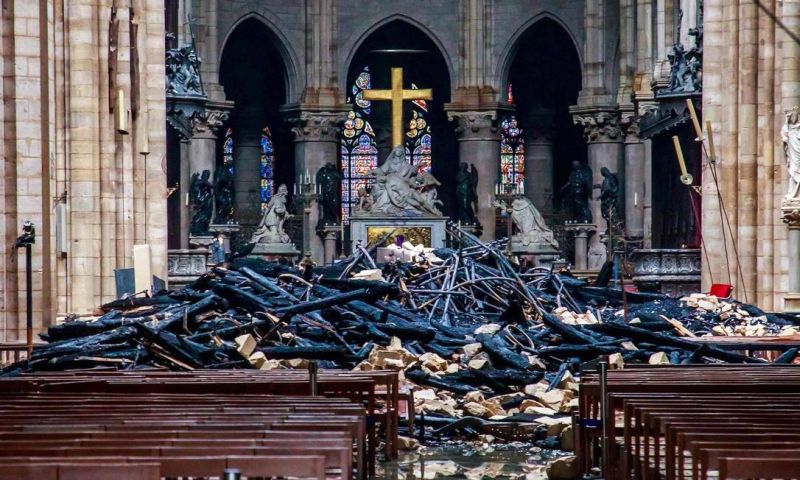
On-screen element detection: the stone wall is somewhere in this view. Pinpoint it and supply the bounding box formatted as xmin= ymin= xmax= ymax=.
xmin=0 ymin=0 xmax=166 ymax=340
xmin=702 ymin=0 xmax=789 ymax=310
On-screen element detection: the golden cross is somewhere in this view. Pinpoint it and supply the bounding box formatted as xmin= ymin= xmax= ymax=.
xmin=362 ymin=67 xmax=433 ymax=148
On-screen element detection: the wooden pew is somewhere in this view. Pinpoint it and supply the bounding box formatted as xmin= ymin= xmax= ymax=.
xmin=577 ymin=365 xmax=800 ymax=480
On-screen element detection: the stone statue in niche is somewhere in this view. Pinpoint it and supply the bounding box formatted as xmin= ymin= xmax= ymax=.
xmin=165 ymin=44 xmax=203 ymax=96
xmin=250 ymin=184 xmax=291 ymax=244
xmin=455 ymin=162 xmax=479 ymax=225
xmin=189 ymin=170 xmax=213 ymax=235
xmin=363 ymin=145 xmax=443 ymax=216
xmin=598 ymin=167 xmax=620 ymax=226
xmin=493 ymin=196 xmax=558 ymax=249
xmin=316 ymin=162 xmax=341 ymax=226
xmin=562 ymin=161 xmax=594 ymax=223
xmin=213 ymin=158 xmax=235 ymax=224
xmin=782 ymin=108 xmax=800 ymax=199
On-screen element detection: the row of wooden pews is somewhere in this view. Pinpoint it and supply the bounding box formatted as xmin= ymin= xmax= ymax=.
xmin=578 ymin=364 xmax=800 ymax=480
xmin=0 ymin=368 xmax=400 ymax=479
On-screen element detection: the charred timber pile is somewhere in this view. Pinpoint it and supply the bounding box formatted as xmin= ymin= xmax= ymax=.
xmin=3 ymin=225 xmax=799 ymax=438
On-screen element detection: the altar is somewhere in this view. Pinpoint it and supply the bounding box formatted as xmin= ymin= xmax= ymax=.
xmin=349 ymin=67 xmax=449 ymax=253
xmin=349 ymin=215 xmax=448 ymax=250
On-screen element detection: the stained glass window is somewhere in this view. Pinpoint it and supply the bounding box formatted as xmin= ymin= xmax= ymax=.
xmin=260 ymin=127 xmax=275 ymax=210
xmin=341 ymin=70 xmax=435 ymax=219
xmin=406 ymin=109 xmax=432 ymax=174
xmin=500 ymin=116 xmax=525 ymax=189
xmin=341 ymin=66 xmax=378 ymax=222
xmin=223 ymin=128 xmax=234 ymax=175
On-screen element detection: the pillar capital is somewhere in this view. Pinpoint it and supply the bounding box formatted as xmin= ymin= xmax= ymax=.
xmin=570 ymin=106 xmax=623 ymax=143
xmin=190 ymin=100 xmax=233 ymax=139
xmin=283 ymin=108 xmax=345 ymax=143
xmin=619 ymin=110 xmax=642 ymax=144
xmin=782 ymin=198 xmax=800 ymax=228
xmin=447 ymin=110 xmax=500 ymax=141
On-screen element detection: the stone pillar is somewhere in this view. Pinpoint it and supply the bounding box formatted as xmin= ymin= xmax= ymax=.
xmin=520 ymin=109 xmax=555 ymax=216
xmin=232 ymin=104 xmax=264 ymax=226
xmin=622 ymin=115 xmax=645 ymax=239
xmin=572 ymin=108 xmax=625 ymax=232
xmin=642 ymin=138 xmax=654 ymax=248
xmin=319 ymin=227 xmax=339 ymax=265
xmin=566 ymin=224 xmax=596 ymax=270
xmin=782 ymin=202 xmax=800 ymax=312
xmin=188 ymin=104 xmax=230 ymax=232
xmin=189 ymin=106 xmax=229 ymax=177
xmin=179 ymin=138 xmax=191 ymax=248
xmin=449 ymin=111 xmax=500 ymax=240
xmin=286 ymin=110 xmax=343 ymax=264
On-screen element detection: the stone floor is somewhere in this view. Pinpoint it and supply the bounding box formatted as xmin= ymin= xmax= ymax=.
xmin=377 ymin=442 xmax=569 ymax=479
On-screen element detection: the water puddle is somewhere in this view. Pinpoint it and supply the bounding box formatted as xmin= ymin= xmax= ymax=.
xmin=378 ymin=441 xmax=570 ymax=479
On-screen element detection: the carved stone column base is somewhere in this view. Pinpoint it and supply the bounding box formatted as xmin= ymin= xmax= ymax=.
xmin=565 ymin=223 xmax=596 ymax=271
xmin=317 ymin=225 xmax=341 ymax=265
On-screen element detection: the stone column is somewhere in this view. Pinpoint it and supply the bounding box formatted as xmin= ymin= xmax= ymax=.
xmin=232 ymin=104 xmax=265 ymax=226
xmin=622 ymin=114 xmax=645 ymax=239
xmin=782 ymin=202 xmax=800 ymax=312
xmin=572 ymin=108 xmax=625 ymax=232
xmin=520 ymin=109 xmax=555 ymax=216
xmin=179 ymin=138 xmax=191 ymax=248
xmin=449 ymin=111 xmax=500 ymax=240
xmin=565 ymin=224 xmax=596 ymax=270
xmin=642 ymin=138 xmax=654 ymax=248
xmin=189 ymin=106 xmax=229 ymax=177
xmin=188 ymin=103 xmax=230 ymax=232
xmin=321 ymin=228 xmax=338 ymax=265
xmin=285 ymin=109 xmax=343 ymax=264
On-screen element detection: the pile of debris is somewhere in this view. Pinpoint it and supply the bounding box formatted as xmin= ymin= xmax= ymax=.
xmin=3 ymin=225 xmax=798 ymax=443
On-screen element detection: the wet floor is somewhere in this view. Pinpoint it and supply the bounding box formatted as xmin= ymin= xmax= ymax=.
xmin=378 ymin=441 xmax=570 ymax=479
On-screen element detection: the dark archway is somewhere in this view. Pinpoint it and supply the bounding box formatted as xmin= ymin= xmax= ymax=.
xmin=219 ymin=18 xmax=294 ymax=226
xmin=506 ymin=18 xmax=584 ymax=216
xmin=344 ymin=20 xmax=457 ymax=219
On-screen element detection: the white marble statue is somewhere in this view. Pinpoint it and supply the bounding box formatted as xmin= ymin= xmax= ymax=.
xmin=782 ymin=108 xmax=800 ymax=199
xmin=363 ymin=145 xmax=443 ymax=216
xmin=251 ymin=184 xmax=291 ymax=244
xmin=495 ymin=196 xmax=558 ymax=248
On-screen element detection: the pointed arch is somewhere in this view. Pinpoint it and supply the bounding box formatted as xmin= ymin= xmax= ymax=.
xmin=496 ymin=13 xmax=583 ymax=99
xmin=340 ymin=14 xmax=456 ymax=95
xmin=219 ymin=12 xmax=301 ymax=102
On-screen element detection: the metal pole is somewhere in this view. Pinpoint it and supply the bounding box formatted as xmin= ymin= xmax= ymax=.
xmin=599 ymin=359 xmax=610 ymax=477
xmin=222 ymin=468 xmax=241 ymax=480
xmin=14 ymin=221 xmax=35 ymax=357
xmin=25 ymin=244 xmax=32 ymax=356
xmin=308 ymin=360 xmax=318 ymax=396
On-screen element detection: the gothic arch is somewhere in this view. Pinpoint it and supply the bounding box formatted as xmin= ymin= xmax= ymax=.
xmin=496 ymin=13 xmax=583 ymax=99
xmin=340 ymin=14 xmax=456 ymax=95
xmin=219 ymin=12 xmax=301 ymax=102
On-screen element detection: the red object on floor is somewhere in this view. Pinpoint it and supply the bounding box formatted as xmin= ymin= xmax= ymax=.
xmin=709 ymin=283 xmax=733 ymax=299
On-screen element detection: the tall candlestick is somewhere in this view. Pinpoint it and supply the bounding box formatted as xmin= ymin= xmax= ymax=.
xmin=705 ymin=119 xmax=716 ymax=161
xmin=673 ymin=135 xmax=694 ymax=185
xmin=685 ymin=98 xmax=703 ymax=140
